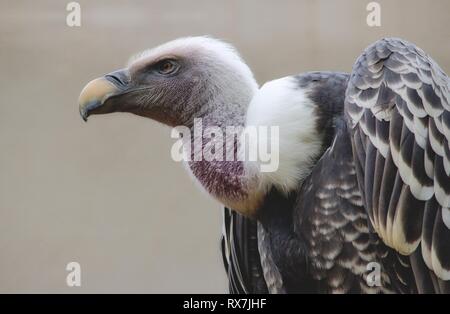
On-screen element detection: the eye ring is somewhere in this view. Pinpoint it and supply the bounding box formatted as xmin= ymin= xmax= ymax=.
xmin=156 ymin=59 xmax=179 ymax=75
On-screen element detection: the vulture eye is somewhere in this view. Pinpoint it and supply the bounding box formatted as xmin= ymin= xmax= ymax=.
xmin=156 ymin=59 xmax=179 ymax=75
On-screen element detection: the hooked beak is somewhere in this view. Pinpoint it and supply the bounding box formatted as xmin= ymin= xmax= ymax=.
xmin=78 ymin=69 xmax=130 ymax=122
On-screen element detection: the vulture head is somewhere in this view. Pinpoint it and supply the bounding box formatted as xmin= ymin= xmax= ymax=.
xmin=79 ymin=37 xmax=258 ymax=128
xmin=79 ymin=37 xmax=267 ymax=216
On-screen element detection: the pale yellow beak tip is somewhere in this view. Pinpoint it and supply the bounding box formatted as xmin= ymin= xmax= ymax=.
xmin=79 ymin=78 xmax=117 ymax=107
xmin=78 ymin=77 xmax=117 ymax=121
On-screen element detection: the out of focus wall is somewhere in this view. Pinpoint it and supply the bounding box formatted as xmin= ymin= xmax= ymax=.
xmin=0 ymin=0 xmax=448 ymax=293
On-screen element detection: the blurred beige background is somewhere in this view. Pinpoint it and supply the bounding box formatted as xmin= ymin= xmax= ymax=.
xmin=0 ymin=0 xmax=448 ymax=293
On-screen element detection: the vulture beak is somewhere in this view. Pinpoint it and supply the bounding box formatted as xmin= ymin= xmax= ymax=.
xmin=78 ymin=69 xmax=130 ymax=122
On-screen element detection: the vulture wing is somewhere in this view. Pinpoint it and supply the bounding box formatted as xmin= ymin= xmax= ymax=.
xmin=345 ymin=38 xmax=450 ymax=290
xmin=221 ymin=208 xmax=268 ymax=293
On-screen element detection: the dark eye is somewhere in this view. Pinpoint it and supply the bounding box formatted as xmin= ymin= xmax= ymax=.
xmin=156 ymin=59 xmax=179 ymax=75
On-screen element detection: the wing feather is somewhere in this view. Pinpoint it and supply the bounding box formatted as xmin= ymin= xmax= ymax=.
xmin=345 ymin=38 xmax=450 ymax=281
xmin=221 ymin=208 xmax=268 ymax=293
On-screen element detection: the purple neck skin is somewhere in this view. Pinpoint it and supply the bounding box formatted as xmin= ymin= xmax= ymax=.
xmin=185 ymin=113 xmax=250 ymax=205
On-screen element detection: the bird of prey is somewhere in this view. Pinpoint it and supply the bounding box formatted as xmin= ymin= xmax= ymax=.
xmin=79 ymin=37 xmax=449 ymax=293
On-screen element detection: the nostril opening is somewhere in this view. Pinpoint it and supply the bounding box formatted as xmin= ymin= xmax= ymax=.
xmin=105 ymin=74 xmax=125 ymax=87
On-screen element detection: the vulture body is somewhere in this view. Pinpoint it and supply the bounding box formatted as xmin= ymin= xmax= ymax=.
xmin=79 ymin=37 xmax=450 ymax=293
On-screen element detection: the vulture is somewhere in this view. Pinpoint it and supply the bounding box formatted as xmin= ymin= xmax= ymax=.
xmin=79 ymin=36 xmax=450 ymax=293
